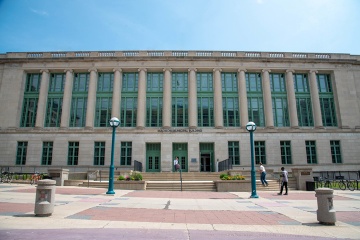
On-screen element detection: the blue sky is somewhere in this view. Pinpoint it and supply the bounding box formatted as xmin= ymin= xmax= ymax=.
xmin=0 ymin=0 xmax=359 ymax=54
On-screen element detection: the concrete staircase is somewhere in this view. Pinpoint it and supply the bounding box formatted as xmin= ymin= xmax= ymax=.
xmin=74 ymin=171 xmax=295 ymax=192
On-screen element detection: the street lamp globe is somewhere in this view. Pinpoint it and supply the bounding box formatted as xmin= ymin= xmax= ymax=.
xmin=109 ymin=117 xmax=120 ymax=128
xmin=246 ymin=121 xmax=257 ymax=132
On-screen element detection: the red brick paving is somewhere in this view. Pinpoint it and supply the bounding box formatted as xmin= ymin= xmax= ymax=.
xmin=258 ymin=192 xmax=352 ymax=201
xmin=336 ymin=211 xmax=360 ymax=223
xmin=123 ymin=191 xmax=239 ymax=199
xmin=76 ymin=207 xmax=299 ymax=225
xmin=0 ymin=203 xmax=34 ymax=214
xmin=8 ymin=188 xmax=106 ymax=195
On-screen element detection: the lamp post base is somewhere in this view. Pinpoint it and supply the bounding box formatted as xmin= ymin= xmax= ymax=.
xmin=106 ymin=190 xmax=115 ymax=195
xmin=250 ymin=193 xmax=259 ymax=198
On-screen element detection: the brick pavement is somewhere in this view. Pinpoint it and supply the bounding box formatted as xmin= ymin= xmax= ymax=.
xmin=0 ymin=183 xmax=359 ymax=239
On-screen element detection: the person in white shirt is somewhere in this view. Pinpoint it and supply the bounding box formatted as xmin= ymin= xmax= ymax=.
xmin=259 ymin=162 xmax=268 ymax=186
xmin=174 ymin=157 xmax=180 ymax=172
xmin=278 ymin=167 xmax=289 ymax=195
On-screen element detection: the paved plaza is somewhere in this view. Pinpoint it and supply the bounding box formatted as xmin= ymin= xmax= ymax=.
xmin=0 ymin=183 xmax=359 ymax=239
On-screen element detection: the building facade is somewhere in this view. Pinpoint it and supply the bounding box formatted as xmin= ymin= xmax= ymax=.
xmin=0 ymin=50 xmax=359 ymax=173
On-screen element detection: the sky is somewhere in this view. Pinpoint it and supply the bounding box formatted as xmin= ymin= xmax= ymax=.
xmin=0 ymin=0 xmax=359 ymax=54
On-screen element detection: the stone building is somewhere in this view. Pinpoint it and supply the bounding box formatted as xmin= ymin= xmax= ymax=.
xmin=0 ymin=50 xmax=359 ymax=174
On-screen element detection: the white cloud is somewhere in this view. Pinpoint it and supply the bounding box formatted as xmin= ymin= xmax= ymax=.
xmin=30 ymin=8 xmax=48 ymax=16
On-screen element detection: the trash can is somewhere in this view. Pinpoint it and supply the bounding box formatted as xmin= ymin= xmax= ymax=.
xmin=34 ymin=179 xmax=56 ymax=217
xmin=306 ymin=181 xmax=315 ymax=191
xmin=315 ymin=188 xmax=336 ymax=225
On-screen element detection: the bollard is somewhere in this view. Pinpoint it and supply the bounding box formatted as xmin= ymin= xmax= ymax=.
xmin=315 ymin=188 xmax=336 ymax=225
xmin=34 ymin=179 xmax=56 ymax=217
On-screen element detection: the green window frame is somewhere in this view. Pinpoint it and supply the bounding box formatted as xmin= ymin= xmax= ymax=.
xmin=246 ymin=73 xmax=265 ymax=127
xmin=121 ymin=73 xmax=138 ymax=127
xmin=42 ymin=142 xmax=53 ymax=165
xmin=146 ymin=73 xmax=163 ymax=127
xmin=317 ymin=74 xmax=337 ymax=127
xmin=21 ymin=73 xmax=41 ymax=127
xmin=21 ymin=98 xmax=38 ymax=127
xmin=16 ymin=141 xmax=28 ymax=165
xmin=95 ymin=73 xmax=113 ymax=127
xmin=228 ymin=141 xmax=240 ymax=165
xmin=270 ymin=73 xmax=289 ymax=127
xmin=294 ymin=74 xmax=313 ymax=127
xmin=68 ymin=142 xmax=79 ymax=165
xmin=120 ymin=142 xmax=132 ymax=166
xmin=222 ymin=73 xmax=239 ymax=127
xmin=45 ymin=73 xmax=65 ymax=127
xmin=197 ymin=73 xmax=214 ymax=127
xmin=172 ymin=72 xmax=188 ymax=127
xmin=330 ymin=140 xmax=342 ymax=164
xmin=254 ymin=141 xmax=266 ymax=164
xmin=94 ymin=142 xmax=105 ymax=165
xmin=70 ymin=73 xmax=89 ymax=127
xmin=280 ymin=141 xmax=292 ymax=164
xmin=306 ymin=140 xmax=317 ymax=164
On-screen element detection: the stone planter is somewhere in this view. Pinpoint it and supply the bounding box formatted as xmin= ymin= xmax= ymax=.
xmin=215 ymin=180 xmax=251 ymax=192
xmin=114 ymin=181 xmax=146 ymax=190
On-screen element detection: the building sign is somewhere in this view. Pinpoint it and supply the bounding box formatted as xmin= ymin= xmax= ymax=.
xmin=158 ymin=128 xmax=202 ymax=133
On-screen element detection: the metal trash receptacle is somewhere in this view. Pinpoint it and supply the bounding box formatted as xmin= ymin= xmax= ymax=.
xmin=306 ymin=181 xmax=315 ymax=191
xmin=34 ymin=179 xmax=56 ymax=217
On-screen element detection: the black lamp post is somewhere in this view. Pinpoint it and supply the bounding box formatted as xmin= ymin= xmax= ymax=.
xmin=246 ymin=121 xmax=258 ymax=198
xmin=106 ymin=117 xmax=120 ymax=195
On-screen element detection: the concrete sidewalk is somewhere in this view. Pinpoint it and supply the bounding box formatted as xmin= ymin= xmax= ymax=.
xmin=0 ymin=183 xmax=359 ymax=239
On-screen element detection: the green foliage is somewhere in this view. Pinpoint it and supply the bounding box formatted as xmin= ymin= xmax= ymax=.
xmin=118 ymin=171 xmax=143 ymax=181
xmin=117 ymin=175 xmax=125 ymax=181
xmin=220 ymin=174 xmax=245 ymax=180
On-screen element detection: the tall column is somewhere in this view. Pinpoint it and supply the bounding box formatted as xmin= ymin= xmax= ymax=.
xmin=60 ymin=69 xmax=73 ymax=129
xmin=309 ymin=70 xmax=323 ymax=128
xmin=112 ymin=68 xmax=122 ymax=119
xmin=137 ymin=68 xmax=147 ymax=129
xmin=286 ymin=70 xmax=298 ymax=128
xmin=188 ymin=68 xmax=197 ymax=129
xmin=85 ymin=68 xmax=97 ymax=129
xmin=262 ymin=69 xmax=274 ymax=128
xmin=35 ymin=69 xmax=49 ymax=128
xmin=238 ymin=69 xmax=248 ymax=128
xmin=163 ymin=68 xmax=172 ymax=128
xmin=213 ymin=68 xmax=223 ymax=128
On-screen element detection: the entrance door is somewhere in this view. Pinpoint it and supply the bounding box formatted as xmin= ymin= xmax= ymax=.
xmin=146 ymin=143 xmax=161 ymax=172
xmin=200 ymin=153 xmax=211 ymax=172
xmin=173 ymin=143 xmax=188 ymax=172
xmin=200 ymin=143 xmax=214 ymax=172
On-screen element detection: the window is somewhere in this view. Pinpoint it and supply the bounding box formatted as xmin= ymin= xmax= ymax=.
xmin=146 ymin=73 xmax=163 ymax=127
xmin=330 ymin=140 xmax=342 ymax=163
xmin=228 ymin=141 xmax=240 ymax=165
xmin=120 ymin=142 xmax=132 ymax=165
xmin=95 ymin=73 xmax=113 ymax=127
xmin=270 ymin=73 xmax=289 ymax=127
xmin=306 ymin=141 xmax=317 ymax=164
xmin=70 ymin=73 xmax=89 ymax=127
xmin=16 ymin=142 xmax=28 ymax=165
xmin=197 ymin=73 xmax=214 ymax=127
xmin=246 ymin=73 xmax=265 ymax=126
xmin=254 ymin=141 xmax=266 ymax=164
xmin=280 ymin=141 xmax=292 ymax=164
xmin=45 ymin=73 xmax=65 ymax=127
xmin=222 ymin=73 xmax=239 ymax=127
xmin=94 ymin=142 xmax=105 ymax=165
xmin=42 ymin=142 xmax=53 ymax=165
xmin=121 ymin=73 xmax=138 ymax=127
xmin=172 ymin=73 xmax=188 ymax=127
xmin=294 ymin=74 xmax=313 ymax=127
xmin=68 ymin=142 xmax=79 ymax=165
xmin=317 ymin=74 xmax=337 ymax=127
xmin=21 ymin=73 xmax=41 ymax=127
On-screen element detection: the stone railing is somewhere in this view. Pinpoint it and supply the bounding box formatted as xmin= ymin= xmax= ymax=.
xmin=1 ymin=50 xmax=358 ymax=61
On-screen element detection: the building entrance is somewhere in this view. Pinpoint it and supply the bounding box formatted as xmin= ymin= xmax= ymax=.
xmin=200 ymin=143 xmax=214 ymax=172
xmin=146 ymin=143 xmax=161 ymax=172
xmin=200 ymin=153 xmax=211 ymax=172
xmin=173 ymin=143 xmax=188 ymax=172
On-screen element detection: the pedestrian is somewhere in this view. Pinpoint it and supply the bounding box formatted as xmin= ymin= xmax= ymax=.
xmin=278 ymin=167 xmax=288 ymax=195
xmin=174 ymin=157 xmax=180 ymax=172
xmin=259 ymin=162 xmax=268 ymax=186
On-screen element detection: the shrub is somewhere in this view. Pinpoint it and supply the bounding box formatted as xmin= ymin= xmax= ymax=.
xmin=117 ymin=175 xmax=125 ymax=181
xmin=220 ymin=174 xmax=245 ymax=180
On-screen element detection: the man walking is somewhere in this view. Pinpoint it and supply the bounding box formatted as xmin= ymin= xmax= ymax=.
xmin=259 ymin=162 xmax=268 ymax=186
xmin=278 ymin=167 xmax=288 ymax=195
